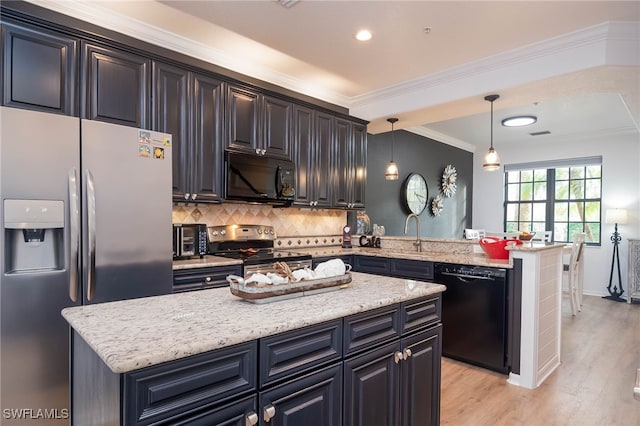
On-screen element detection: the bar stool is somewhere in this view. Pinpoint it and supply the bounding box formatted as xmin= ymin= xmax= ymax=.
xmin=564 ymin=233 xmax=586 ymax=315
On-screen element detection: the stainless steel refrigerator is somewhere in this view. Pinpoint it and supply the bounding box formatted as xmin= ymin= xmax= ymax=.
xmin=0 ymin=106 xmax=173 ymax=424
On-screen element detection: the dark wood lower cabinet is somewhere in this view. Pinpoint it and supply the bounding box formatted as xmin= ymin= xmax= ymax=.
xmin=259 ymin=364 xmax=342 ymax=426
xmin=344 ymin=341 xmax=402 ymax=426
xmin=172 ymin=395 xmax=257 ymax=426
xmin=344 ymin=325 xmax=442 ymax=426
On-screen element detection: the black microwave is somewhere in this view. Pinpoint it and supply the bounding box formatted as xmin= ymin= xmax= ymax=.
xmin=224 ymin=151 xmax=295 ymax=205
xmin=173 ymin=223 xmax=208 ymax=259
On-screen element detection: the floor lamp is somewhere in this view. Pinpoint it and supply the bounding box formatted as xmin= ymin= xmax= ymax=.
xmin=603 ymin=208 xmax=628 ymax=302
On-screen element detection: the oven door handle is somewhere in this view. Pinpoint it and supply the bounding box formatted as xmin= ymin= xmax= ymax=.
xmin=439 ymin=271 xmax=495 ymax=281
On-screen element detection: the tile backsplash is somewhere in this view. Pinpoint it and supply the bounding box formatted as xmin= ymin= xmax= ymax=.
xmin=173 ymin=203 xmax=347 ymax=240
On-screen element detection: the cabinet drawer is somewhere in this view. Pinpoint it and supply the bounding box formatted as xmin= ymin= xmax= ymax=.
xmin=259 ymin=319 xmax=342 ymax=388
xmin=401 ymin=296 xmax=441 ymax=335
xmin=390 ymin=259 xmax=434 ymax=281
xmin=124 ymin=341 xmax=257 ymax=425
xmin=344 ymin=304 xmax=401 ymax=356
xmin=353 ymin=255 xmax=390 ymax=275
xmin=172 ymin=394 xmax=257 ymax=426
xmin=173 ymin=265 xmax=242 ymax=292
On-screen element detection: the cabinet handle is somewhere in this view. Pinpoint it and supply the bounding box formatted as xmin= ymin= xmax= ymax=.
xmin=394 ymin=351 xmax=404 ymax=364
xmin=261 ymin=149 xmax=266 ymax=155
xmin=246 ymin=411 xmax=259 ymax=426
xmin=403 ymin=348 xmax=412 ymax=360
xmin=184 ymin=193 xmax=190 ymax=200
xmin=263 ymin=404 xmax=276 ymax=422
xmin=255 ymin=148 xmax=261 ymax=155
xmin=205 ymin=277 xmax=212 ymax=283
xmin=191 ymin=193 xmax=197 ymax=200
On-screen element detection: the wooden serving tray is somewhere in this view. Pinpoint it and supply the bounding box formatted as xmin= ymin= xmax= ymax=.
xmin=229 ymin=273 xmax=352 ymax=304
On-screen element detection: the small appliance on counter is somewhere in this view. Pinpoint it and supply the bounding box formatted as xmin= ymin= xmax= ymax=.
xmin=173 ymin=223 xmax=208 ymax=259
xmin=342 ymin=225 xmax=352 ymax=248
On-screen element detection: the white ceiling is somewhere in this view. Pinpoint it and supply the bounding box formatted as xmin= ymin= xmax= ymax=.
xmin=30 ymin=0 xmax=640 ymax=152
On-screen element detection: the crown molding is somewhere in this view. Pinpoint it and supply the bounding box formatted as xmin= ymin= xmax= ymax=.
xmin=24 ymin=0 xmax=350 ymax=107
xmin=405 ymin=126 xmax=477 ymax=153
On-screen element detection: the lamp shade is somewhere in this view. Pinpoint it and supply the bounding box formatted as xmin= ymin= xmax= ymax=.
xmin=605 ymin=208 xmax=628 ymax=225
xmin=385 ymin=161 xmax=399 ymax=180
xmin=483 ymin=147 xmax=500 ymax=171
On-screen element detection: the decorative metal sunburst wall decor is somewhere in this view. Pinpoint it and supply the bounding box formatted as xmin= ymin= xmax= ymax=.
xmin=441 ymin=164 xmax=457 ymax=197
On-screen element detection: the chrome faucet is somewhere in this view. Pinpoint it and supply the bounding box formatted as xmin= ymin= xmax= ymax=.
xmin=404 ymin=213 xmax=421 ymax=252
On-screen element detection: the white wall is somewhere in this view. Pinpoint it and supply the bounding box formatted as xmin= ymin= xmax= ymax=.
xmin=472 ymin=133 xmax=640 ymax=297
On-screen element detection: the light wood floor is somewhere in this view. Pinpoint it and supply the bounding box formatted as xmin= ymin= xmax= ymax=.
xmin=440 ymin=295 xmax=640 ymax=426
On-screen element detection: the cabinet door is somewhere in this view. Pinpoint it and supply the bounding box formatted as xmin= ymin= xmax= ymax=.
xmin=152 ymin=61 xmax=189 ymax=201
xmin=293 ymin=105 xmax=314 ymax=206
xmin=259 ymin=363 xmax=342 ymax=426
xmin=2 ymin=21 xmax=77 ymax=115
xmin=350 ymin=122 xmax=367 ymax=209
xmin=332 ymin=118 xmax=350 ymax=208
xmin=191 ymin=73 xmax=224 ymax=202
xmin=343 ymin=341 xmax=401 ymax=426
xmin=172 ymin=394 xmax=258 ymax=426
xmin=314 ymin=111 xmax=334 ymax=208
xmin=83 ymin=42 xmax=150 ymax=128
xmin=400 ymin=325 xmax=442 ymax=426
xmin=262 ymin=95 xmax=292 ymax=160
xmin=226 ymin=84 xmax=259 ymax=153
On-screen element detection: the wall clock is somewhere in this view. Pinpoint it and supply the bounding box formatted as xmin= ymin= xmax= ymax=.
xmin=402 ymin=173 xmax=428 ymax=215
xmin=442 ymin=164 xmax=457 ymax=197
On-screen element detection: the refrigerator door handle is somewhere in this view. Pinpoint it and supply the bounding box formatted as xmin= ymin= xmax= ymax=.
xmin=86 ymin=169 xmax=97 ymax=301
xmin=68 ymin=168 xmax=80 ymax=302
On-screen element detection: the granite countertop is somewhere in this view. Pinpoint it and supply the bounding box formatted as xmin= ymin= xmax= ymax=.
xmin=62 ymin=272 xmax=445 ymax=374
xmin=296 ymin=246 xmax=512 ymax=268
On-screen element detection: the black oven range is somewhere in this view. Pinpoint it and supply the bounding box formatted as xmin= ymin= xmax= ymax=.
xmin=207 ymin=224 xmax=312 ymax=276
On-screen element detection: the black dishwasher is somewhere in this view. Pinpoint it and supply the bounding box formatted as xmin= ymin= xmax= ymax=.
xmin=435 ymin=263 xmax=509 ymax=374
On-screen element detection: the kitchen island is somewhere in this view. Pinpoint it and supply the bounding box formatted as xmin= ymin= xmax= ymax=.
xmin=63 ymin=273 xmax=445 ymax=425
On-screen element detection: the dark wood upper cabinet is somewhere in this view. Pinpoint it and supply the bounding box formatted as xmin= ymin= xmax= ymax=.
xmin=1 ymin=20 xmax=77 ymax=115
xmin=226 ymin=84 xmax=292 ymax=160
xmin=333 ymin=118 xmax=366 ymax=209
xmin=83 ymin=42 xmax=150 ymax=128
xmin=153 ymin=61 xmax=223 ymax=203
xmin=262 ymin=95 xmax=292 ymax=160
xmin=152 ymin=62 xmax=189 ymax=200
xmin=190 ymin=73 xmax=224 ymax=202
xmin=294 ymin=108 xmax=333 ymax=208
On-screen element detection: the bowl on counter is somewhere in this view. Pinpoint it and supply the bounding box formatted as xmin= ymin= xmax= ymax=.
xmin=518 ymin=231 xmax=536 ymax=241
xmin=479 ymin=237 xmax=522 ymax=259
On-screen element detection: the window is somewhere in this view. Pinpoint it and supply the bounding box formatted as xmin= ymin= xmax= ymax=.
xmin=504 ymin=157 xmax=602 ymax=244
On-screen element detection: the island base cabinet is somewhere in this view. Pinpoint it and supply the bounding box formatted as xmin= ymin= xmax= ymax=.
xmin=171 ymin=395 xmax=257 ymax=426
xmin=343 ymin=325 xmax=442 ymax=426
xmin=343 ymin=341 xmax=402 ymax=426
xmin=400 ymin=325 xmax=442 ymax=426
xmin=259 ymin=363 xmax=342 ymax=426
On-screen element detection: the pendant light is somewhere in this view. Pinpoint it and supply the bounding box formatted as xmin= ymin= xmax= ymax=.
xmin=385 ymin=118 xmax=399 ymax=180
xmin=483 ymin=94 xmax=501 ymax=172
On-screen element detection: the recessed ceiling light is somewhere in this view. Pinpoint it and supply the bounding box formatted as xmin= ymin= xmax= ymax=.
xmin=501 ymin=116 xmax=537 ymax=127
xmin=355 ymin=30 xmax=373 ymax=41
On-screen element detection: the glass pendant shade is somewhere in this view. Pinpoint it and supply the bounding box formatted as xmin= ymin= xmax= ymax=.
xmin=483 ymin=94 xmax=500 ymax=172
xmin=385 ymin=117 xmax=399 ymax=180
xmin=483 ymin=147 xmax=500 ymax=171
xmin=385 ymin=161 xmax=399 ymax=180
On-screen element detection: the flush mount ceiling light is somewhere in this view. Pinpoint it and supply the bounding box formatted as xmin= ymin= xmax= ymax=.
xmin=355 ymin=29 xmax=373 ymax=41
xmin=385 ymin=118 xmax=399 ymax=180
xmin=502 ymin=116 xmax=537 ymax=127
xmin=483 ymin=94 xmax=501 ymax=172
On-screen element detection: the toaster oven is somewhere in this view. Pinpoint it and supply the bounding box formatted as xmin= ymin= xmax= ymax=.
xmin=173 ymin=223 xmax=208 ymax=259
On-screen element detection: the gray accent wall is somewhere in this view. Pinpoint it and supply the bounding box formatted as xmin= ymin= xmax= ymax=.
xmin=363 ymin=130 xmax=473 ymax=238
